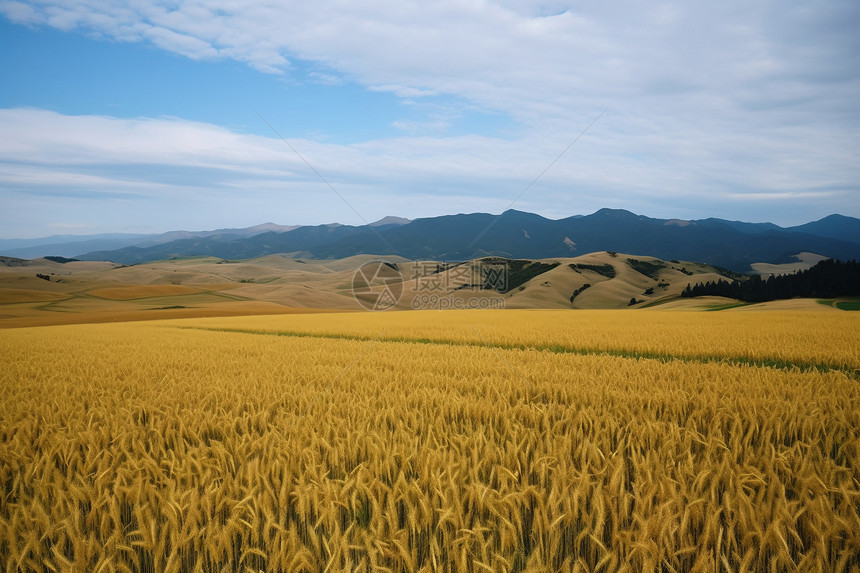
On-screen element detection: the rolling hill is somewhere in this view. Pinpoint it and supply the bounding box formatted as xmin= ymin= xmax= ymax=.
xmin=0 ymin=250 xmax=817 ymax=327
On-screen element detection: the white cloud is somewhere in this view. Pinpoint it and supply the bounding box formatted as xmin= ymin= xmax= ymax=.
xmin=1 ymin=0 xmax=858 ymax=234
xmin=142 ymin=25 xmax=219 ymax=59
xmin=6 ymin=0 xmax=854 ymax=125
xmin=370 ymin=85 xmax=437 ymax=98
xmin=391 ymin=119 xmax=451 ymax=134
xmin=1 ymin=107 xmax=856 ymax=238
xmin=0 ymin=1 xmax=38 ymax=24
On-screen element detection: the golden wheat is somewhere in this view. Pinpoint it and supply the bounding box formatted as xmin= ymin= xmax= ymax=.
xmin=182 ymin=308 xmax=860 ymax=370
xmin=1 ymin=309 xmax=858 ymax=572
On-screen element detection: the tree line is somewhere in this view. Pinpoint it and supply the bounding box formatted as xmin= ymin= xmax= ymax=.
xmin=681 ymin=259 xmax=860 ymax=302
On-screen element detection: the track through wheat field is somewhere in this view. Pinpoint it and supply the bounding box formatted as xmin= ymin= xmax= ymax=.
xmin=1 ymin=309 xmax=858 ymax=572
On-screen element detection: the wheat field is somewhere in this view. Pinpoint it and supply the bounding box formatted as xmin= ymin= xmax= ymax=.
xmin=1 ymin=309 xmax=859 ymax=572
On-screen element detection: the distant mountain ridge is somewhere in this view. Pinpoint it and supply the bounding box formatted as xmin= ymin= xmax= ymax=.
xmin=5 ymin=209 xmax=858 ymax=272
xmin=0 ymin=223 xmax=299 ymax=259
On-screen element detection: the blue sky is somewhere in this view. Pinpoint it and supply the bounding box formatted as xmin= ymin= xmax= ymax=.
xmin=1 ymin=0 xmax=858 ymax=238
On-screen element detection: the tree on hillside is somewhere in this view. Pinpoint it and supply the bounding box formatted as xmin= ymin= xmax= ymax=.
xmin=681 ymin=259 xmax=860 ymax=302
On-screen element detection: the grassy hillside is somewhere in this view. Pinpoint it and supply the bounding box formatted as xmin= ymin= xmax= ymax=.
xmin=0 ymin=252 xmax=852 ymax=327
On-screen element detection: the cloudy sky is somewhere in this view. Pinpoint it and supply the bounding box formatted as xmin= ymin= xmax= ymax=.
xmin=1 ymin=0 xmax=858 ymax=238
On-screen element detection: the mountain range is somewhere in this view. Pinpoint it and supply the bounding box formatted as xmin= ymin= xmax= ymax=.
xmin=4 ymin=209 xmax=859 ymax=272
xmin=0 ymin=223 xmax=298 ymax=260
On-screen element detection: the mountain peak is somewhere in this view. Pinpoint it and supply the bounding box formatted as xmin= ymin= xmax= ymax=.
xmin=787 ymin=213 xmax=860 ymax=242
xmin=591 ymin=208 xmax=639 ymax=218
xmin=369 ymin=216 xmax=411 ymax=227
xmin=500 ymin=209 xmax=550 ymax=222
xmin=241 ymin=222 xmax=298 ymax=233
xmin=816 ymin=214 xmax=852 ymax=223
